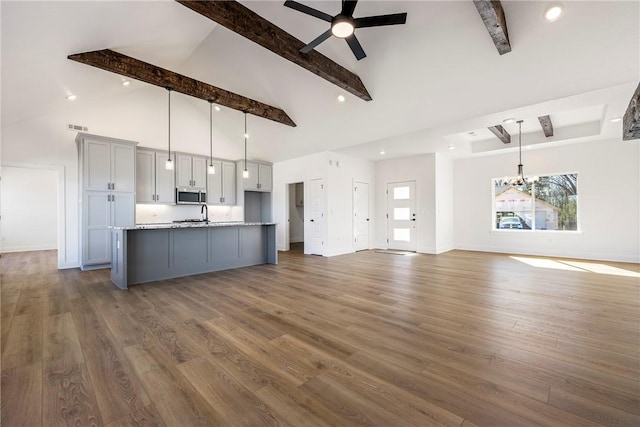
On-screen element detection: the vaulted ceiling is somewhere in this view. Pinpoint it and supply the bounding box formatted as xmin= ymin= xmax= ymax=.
xmin=2 ymin=1 xmax=638 ymax=162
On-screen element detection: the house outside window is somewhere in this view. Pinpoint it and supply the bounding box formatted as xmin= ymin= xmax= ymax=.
xmin=494 ymin=173 xmax=578 ymax=231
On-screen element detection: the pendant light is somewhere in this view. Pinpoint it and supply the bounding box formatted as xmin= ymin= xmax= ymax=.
xmin=165 ymin=87 xmax=174 ymax=170
xmin=207 ymin=100 xmax=216 ymax=175
xmin=242 ymin=111 xmax=249 ymax=179
xmin=513 ymin=119 xmax=525 ymax=186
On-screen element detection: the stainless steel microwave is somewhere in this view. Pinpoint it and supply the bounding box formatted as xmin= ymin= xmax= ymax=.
xmin=176 ymin=189 xmax=206 ymax=205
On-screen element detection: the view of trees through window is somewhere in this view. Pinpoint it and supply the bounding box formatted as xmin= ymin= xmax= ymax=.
xmin=494 ymin=173 xmax=578 ymax=231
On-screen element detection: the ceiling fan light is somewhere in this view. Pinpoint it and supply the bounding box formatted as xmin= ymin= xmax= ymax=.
xmin=332 ymin=17 xmax=354 ymax=38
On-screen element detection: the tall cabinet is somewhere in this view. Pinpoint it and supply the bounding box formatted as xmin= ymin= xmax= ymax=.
xmin=77 ymin=133 xmax=137 ymax=270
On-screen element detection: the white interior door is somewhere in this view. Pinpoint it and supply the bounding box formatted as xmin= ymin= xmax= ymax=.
xmin=307 ymin=178 xmax=324 ymax=255
xmin=353 ymin=181 xmax=370 ymax=251
xmin=387 ymin=181 xmax=417 ymax=251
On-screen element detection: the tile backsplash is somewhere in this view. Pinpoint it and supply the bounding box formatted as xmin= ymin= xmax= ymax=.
xmin=136 ymin=204 xmax=244 ymax=224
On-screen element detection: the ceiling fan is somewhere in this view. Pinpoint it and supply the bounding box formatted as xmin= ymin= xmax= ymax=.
xmin=284 ymin=0 xmax=407 ymax=60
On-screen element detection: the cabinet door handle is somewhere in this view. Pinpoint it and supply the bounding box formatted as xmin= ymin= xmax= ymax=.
xmin=112 ymin=183 xmax=115 ymax=190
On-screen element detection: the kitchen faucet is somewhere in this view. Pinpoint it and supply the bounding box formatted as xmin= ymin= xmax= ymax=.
xmin=201 ymin=204 xmax=209 ymax=223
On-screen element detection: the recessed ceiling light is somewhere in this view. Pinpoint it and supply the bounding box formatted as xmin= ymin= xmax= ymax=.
xmin=502 ymin=118 xmax=516 ymax=124
xmin=66 ymin=94 xmax=77 ymax=101
xmin=337 ymin=95 xmax=345 ymax=102
xmin=214 ymin=105 xmax=221 ymax=112
xmin=448 ymin=145 xmax=456 ymax=150
xmin=610 ymin=117 xmax=623 ymax=123
xmin=122 ymin=80 xmax=130 ymax=86
xmin=544 ymin=3 xmax=564 ymax=22
xmin=379 ymin=150 xmax=386 ymax=155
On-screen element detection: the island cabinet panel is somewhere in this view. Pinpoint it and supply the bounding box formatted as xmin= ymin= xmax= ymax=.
xmin=209 ymin=227 xmax=240 ymax=266
xmin=173 ymin=229 xmax=209 ymax=271
xmin=111 ymin=224 xmax=277 ymax=289
xmin=127 ymin=230 xmax=172 ymax=285
xmin=241 ymin=226 xmax=267 ymax=265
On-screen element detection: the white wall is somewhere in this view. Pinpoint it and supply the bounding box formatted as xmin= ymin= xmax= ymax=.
xmin=454 ymin=138 xmax=640 ymax=263
xmin=374 ymin=154 xmax=437 ymax=253
xmin=273 ymin=152 xmax=329 ymax=253
xmin=325 ymin=152 xmax=375 ymax=256
xmin=272 ymin=151 xmax=374 ymax=256
xmin=1 ymin=165 xmax=57 ymax=252
xmin=435 ymin=154 xmax=455 ymax=253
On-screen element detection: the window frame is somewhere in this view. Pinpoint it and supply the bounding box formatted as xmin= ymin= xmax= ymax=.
xmin=491 ymin=171 xmax=580 ymax=233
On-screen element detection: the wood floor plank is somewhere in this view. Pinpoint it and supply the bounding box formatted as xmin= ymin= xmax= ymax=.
xmin=1 ymin=248 xmax=638 ymax=426
xmin=123 ymin=344 xmax=220 ymax=427
xmin=43 ymin=312 xmax=84 ymax=365
xmin=177 ymin=356 xmax=285 ymax=426
xmin=2 ymin=312 xmax=43 ymax=370
xmin=103 ymin=404 xmax=165 ymax=427
xmin=1 ymin=361 xmax=42 ymax=427
xmin=71 ymin=303 xmax=151 ymax=424
xmin=548 ymin=386 xmax=640 ymax=427
xmin=43 ymin=360 xmax=103 ymax=426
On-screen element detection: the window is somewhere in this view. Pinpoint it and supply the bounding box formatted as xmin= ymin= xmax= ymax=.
xmin=494 ymin=173 xmax=578 ymax=231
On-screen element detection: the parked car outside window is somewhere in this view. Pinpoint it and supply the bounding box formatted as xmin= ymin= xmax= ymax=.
xmin=499 ymin=216 xmax=523 ymax=229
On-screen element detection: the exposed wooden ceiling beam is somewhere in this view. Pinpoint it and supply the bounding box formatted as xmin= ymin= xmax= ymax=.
xmin=473 ymin=0 xmax=511 ymax=55
xmin=175 ymin=0 xmax=372 ymax=101
xmin=68 ymin=49 xmax=296 ymax=127
xmin=538 ymin=115 xmax=554 ymax=137
xmin=488 ymin=125 xmax=511 ymax=144
xmin=623 ymin=82 xmax=640 ymax=141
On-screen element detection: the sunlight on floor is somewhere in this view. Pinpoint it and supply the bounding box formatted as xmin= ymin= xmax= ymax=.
xmin=509 ymin=256 xmax=640 ymax=278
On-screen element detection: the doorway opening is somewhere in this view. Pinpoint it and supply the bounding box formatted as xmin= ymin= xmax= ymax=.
xmin=288 ymin=182 xmax=304 ymax=253
xmin=1 ymin=164 xmax=59 ymax=255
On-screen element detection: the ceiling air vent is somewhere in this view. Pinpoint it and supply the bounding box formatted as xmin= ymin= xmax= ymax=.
xmin=67 ymin=123 xmax=88 ymax=132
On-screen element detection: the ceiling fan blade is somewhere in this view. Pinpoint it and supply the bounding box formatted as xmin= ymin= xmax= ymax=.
xmin=345 ymin=34 xmax=366 ymax=60
xmin=341 ymin=0 xmax=358 ymax=17
xmin=354 ymin=13 xmax=407 ymax=28
xmin=284 ymin=0 xmax=333 ymax=22
xmin=300 ymin=29 xmax=333 ymax=54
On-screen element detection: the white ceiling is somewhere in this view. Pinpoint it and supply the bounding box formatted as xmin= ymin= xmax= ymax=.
xmin=2 ymin=1 xmax=638 ymax=163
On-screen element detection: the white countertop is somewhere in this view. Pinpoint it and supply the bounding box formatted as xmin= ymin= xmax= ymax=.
xmin=111 ymin=222 xmax=276 ymax=230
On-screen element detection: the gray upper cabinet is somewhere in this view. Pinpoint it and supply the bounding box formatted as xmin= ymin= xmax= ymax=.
xmin=176 ymin=153 xmax=207 ymax=190
xmin=136 ymin=148 xmax=175 ymax=204
xmin=207 ymin=160 xmax=236 ymax=205
xmin=81 ymin=137 xmax=135 ymax=192
xmin=241 ymin=161 xmax=272 ymax=192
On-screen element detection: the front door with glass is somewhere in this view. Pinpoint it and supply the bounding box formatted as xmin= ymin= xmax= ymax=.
xmin=387 ymin=181 xmax=417 ymax=251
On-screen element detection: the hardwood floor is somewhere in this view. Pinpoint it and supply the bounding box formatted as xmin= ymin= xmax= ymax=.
xmin=1 ymin=249 xmax=638 ymax=426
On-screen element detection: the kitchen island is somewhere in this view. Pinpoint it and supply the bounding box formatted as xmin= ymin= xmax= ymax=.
xmin=110 ymin=222 xmax=277 ymax=289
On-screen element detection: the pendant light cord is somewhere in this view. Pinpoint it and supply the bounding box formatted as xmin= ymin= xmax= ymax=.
xmin=518 ymin=120 xmax=522 ymax=165
xmin=209 ymin=101 xmax=213 ymax=165
xmin=167 ymin=88 xmax=172 ymax=160
xmin=244 ymin=112 xmax=247 ymax=170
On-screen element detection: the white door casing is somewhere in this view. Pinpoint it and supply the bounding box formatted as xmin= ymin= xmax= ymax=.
xmin=387 ymin=181 xmax=417 ymax=251
xmin=307 ymin=178 xmax=324 ymax=255
xmin=353 ymin=181 xmax=370 ymax=251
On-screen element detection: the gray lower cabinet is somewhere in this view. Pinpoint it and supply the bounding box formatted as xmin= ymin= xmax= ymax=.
xmin=207 ymin=160 xmax=236 ymax=205
xmin=136 ymin=148 xmax=175 ymax=203
xmin=83 ymin=191 xmax=135 ymax=267
xmin=110 ymin=224 xmax=277 ymax=289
